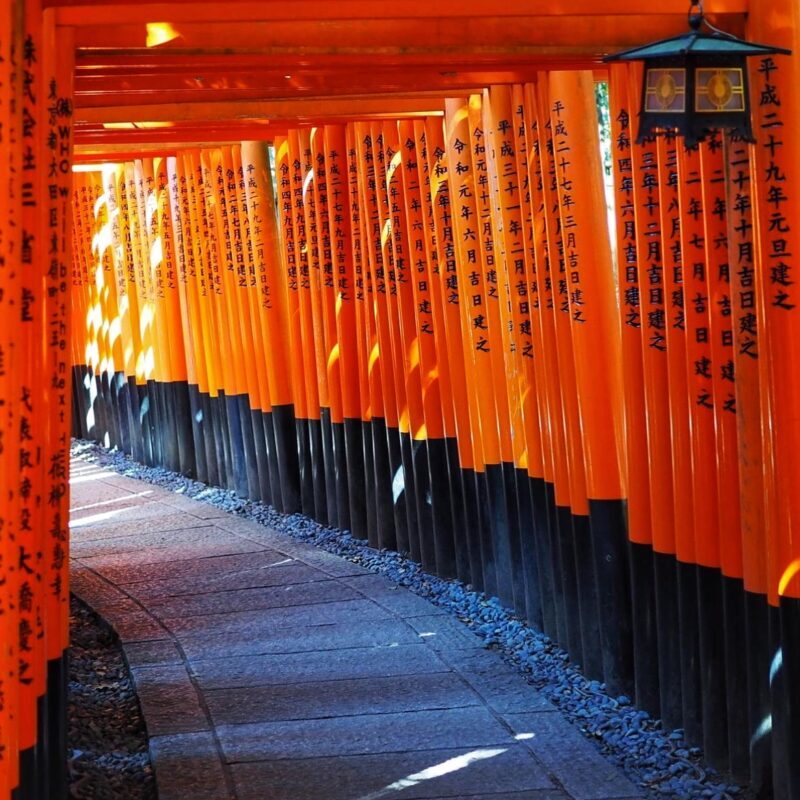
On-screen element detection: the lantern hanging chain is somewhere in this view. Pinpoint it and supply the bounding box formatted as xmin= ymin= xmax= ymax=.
xmin=688 ymin=0 xmax=736 ymax=39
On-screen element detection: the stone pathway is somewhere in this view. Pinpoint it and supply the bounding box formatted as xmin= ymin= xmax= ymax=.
xmin=69 ymin=455 xmax=646 ymax=800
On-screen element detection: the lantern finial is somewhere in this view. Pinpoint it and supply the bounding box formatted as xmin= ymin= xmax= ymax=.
xmin=688 ymin=2 xmax=704 ymax=32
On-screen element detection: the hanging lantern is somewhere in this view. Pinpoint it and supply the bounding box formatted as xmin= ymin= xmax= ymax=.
xmin=603 ymin=1 xmax=791 ymax=146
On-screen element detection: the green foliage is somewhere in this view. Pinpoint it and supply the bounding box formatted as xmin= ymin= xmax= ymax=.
xmin=595 ymin=80 xmax=612 ymax=177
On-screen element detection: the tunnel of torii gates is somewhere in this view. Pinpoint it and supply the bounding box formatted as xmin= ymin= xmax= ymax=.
xmin=2 ymin=0 xmax=800 ymax=797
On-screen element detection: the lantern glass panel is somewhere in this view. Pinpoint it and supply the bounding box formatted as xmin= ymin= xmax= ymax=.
xmin=695 ymin=67 xmax=746 ymax=112
xmin=644 ymin=67 xmax=686 ymax=113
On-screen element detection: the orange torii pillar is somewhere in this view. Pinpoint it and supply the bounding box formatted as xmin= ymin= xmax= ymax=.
xmin=748 ymin=1 xmax=800 ymax=794
xmin=1 ymin=1 xmax=75 ymax=798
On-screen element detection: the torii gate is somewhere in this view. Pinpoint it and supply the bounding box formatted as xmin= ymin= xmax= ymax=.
xmin=1 ymin=1 xmax=799 ymax=799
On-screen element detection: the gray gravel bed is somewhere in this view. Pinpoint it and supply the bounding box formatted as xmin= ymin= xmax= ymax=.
xmin=71 ymin=439 xmax=747 ymax=800
xmin=69 ymin=595 xmax=156 ymax=799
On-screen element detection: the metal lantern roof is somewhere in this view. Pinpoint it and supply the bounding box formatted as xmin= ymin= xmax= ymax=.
xmin=604 ymin=29 xmax=791 ymax=61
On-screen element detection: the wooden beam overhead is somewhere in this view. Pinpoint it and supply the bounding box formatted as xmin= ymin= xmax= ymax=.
xmin=52 ymin=0 xmax=748 ymax=23
xmin=75 ymin=94 xmax=452 ymax=124
xmin=72 ymin=143 xmax=267 ymax=162
xmin=68 ymin=52 xmax=647 ymax=72
xmin=72 ymin=67 xmax=602 ymax=107
xmin=70 ymin=15 xmax=743 ymax=54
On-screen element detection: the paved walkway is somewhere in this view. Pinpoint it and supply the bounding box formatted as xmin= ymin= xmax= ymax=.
xmin=69 ymin=454 xmax=645 ymax=800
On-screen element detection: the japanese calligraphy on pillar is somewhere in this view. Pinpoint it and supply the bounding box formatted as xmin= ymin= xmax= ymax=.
xmin=240 ymin=147 xmax=271 ymax=310
xmin=423 ymin=116 xmax=474 ymax=468
xmin=549 ymin=98 xmax=586 ymax=326
xmin=726 ymin=137 xmax=765 ymax=596
xmin=41 ymin=20 xmax=73 ymax=643
xmin=489 ymin=87 xmax=533 ymax=360
xmin=447 ymin=103 xmax=489 ymax=357
xmin=276 ymin=142 xmax=297 ymax=293
xmin=679 ymin=141 xmax=718 ymax=569
xmin=609 ymin=64 xmax=651 ymax=544
xmin=701 ymin=136 xmax=742 ymax=580
xmin=681 ymin=146 xmax=714 ymax=414
xmin=18 ymin=0 xmax=43 ymax=721
xmin=546 ymin=71 xmax=622 ymax=504
xmin=400 ymin=120 xmax=444 ymax=439
xmin=701 ymin=136 xmax=735 ymax=418
xmin=0 ymin=1 xmax=23 ymax=775
xmin=400 ymin=125 xmax=435 ymax=340
xmin=324 ymin=126 xmax=360 ymax=422
xmin=755 ymin=57 xmax=793 ymax=313
xmin=345 ymin=124 xmax=375 ymax=422
xmin=638 ymin=143 xmax=665 ymax=352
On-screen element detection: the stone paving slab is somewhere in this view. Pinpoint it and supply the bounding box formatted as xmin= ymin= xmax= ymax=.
xmin=217 ymin=707 xmax=517 ymax=762
xmin=161 ymin=597 xmax=396 ymax=636
xmin=123 ymin=638 xmax=184 ymax=668
xmin=189 ymin=643 xmax=449 ymax=690
xmin=69 ymin=458 xmax=645 ymax=800
xmin=98 ymin=548 xmax=293 ymax=586
xmin=229 ymin=746 xmax=562 ymax=800
xmin=72 ymin=525 xmax=227 ymax=558
xmin=204 ymin=672 xmax=482 ymax=725
xmin=146 ymin=578 xmax=361 ymax=618
xmin=436 ymin=648 xmax=556 ymax=714
xmin=177 ymin=619 xmax=422 ymax=660
xmin=404 ymin=613 xmax=487 ymax=651
xmin=72 ymin=499 xmax=189 ymax=526
xmin=504 ymin=713 xmax=646 ymax=800
xmin=342 ymin=573 xmax=454 ymax=617
xmin=124 ymin=560 xmax=326 ymax=600
xmin=149 ymin=731 xmax=233 ymax=800
xmin=130 ymin=663 xmax=210 ymax=736
xmin=78 ymin=537 xmax=267 ymax=572
xmin=69 ymin=512 xmax=206 ymax=542
xmin=157 ymin=492 xmax=235 ymax=519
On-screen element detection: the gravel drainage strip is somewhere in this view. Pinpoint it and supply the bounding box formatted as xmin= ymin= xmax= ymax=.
xmin=69 ymin=595 xmax=156 ymax=800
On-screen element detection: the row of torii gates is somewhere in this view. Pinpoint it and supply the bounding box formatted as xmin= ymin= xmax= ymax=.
xmin=1 ymin=0 xmax=800 ymax=798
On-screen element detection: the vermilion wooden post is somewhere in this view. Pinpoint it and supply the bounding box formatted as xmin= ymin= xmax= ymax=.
xmin=19 ymin=3 xmax=47 ymax=795
xmin=242 ymin=140 xmax=301 ymax=513
xmin=725 ymin=135 xmax=773 ymax=793
xmin=399 ymin=118 xmax=460 ymax=579
xmin=379 ymin=119 xmax=427 ymax=567
xmin=212 ymin=144 xmax=253 ymax=498
xmin=275 ymin=134 xmax=315 ymax=516
xmin=485 ymin=84 xmax=543 ymax=622
xmin=622 ymin=68 xmax=684 ymax=732
xmin=41 ymin=17 xmax=74 ymax=797
xmin=522 ymin=78 xmax=570 ymax=644
xmin=534 ymin=76 xmax=585 ymax=664
xmin=346 ymin=122 xmax=383 ymax=548
xmin=308 ymin=129 xmax=348 ymax=529
xmin=322 ymin=126 xmax=365 ymax=535
xmin=700 ymin=137 xmax=748 ymax=777
xmin=444 ymin=96 xmax=506 ymax=604
xmin=291 ymin=129 xmax=328 ymax=523
xmin=548 ymin=70 xmax=630 ymax=693
xmin=1 ymin=1 xmax=22 ymax=794
xmin=509 ymin=82 xmax=548 ymax=630
xmin=678 ymin=140 xmax=725 ymax=760
xmin=424 ymin=115 xmax=487 ymax=591
xmin=296 ymin=129 xmax=334 ymax=525
xmin=219 ymin=144 xmax=268 ymax=501
xmin=748 ymin=3 xmax=800 ymax=792
xmin=355 ymin=121 xmax=402 ymax=552
xmin=608 ymin=63 xmax=659 ymax=715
